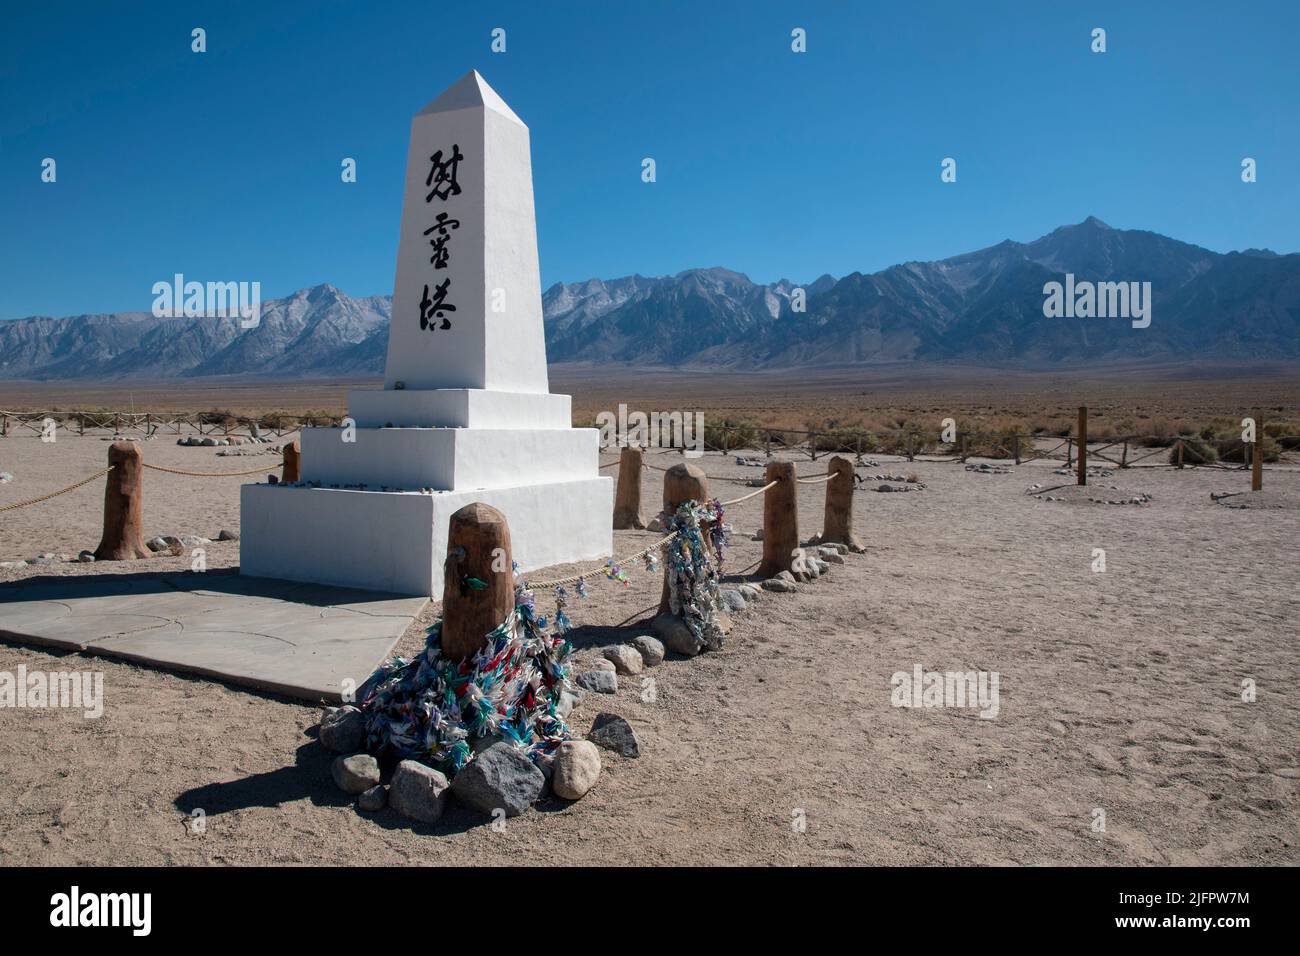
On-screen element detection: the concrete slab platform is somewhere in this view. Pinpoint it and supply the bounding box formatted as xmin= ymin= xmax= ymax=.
xmin=0 ymin=570 xmax=427 ymax=703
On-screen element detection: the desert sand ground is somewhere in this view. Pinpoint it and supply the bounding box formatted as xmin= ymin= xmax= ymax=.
xmin=1 ymin=424 xmax=1296 ymax=866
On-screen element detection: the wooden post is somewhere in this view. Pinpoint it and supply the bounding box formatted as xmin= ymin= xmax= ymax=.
xmin=764 ymin=432 xmax=771 ymax=459
xmin=907 ymin=433 xmax=915 ymax=462
xmin=441 ymin=503 xmax=515 ymax=661
xmin=818 ymin=455 xmax=861 ymax=551
xmin=1177 ymin=438 xmax=1185 ymax=469
xmin=1252 ymin=408 xmax=1263 ymax=491
xmin=94 ymin=442 xmax=150 ymax=560
xmin=658 ymin=462 xmax=710 ymax=614
xmin=0 ymin=414 xmax=7 ymax=437
xmin=1120 ymin=438 xmax=1129 ymax=468
xmin=1077 ymin=406 xmax=1087 ymax=486
xmin=756 ymin=460 xmax=798 ymax=579
xmin=282 ymin=440 xmax=301 ymax=483
xmin=1065 ymin=438 xmax=1073 ymax=468
xmin=612 ymin=445 xmax=646 ymax=530
xmin=1011 ymin=433 xmax=1020 ymax=465
xmin=809 ymin=433 xmax=818 ymax=462
xmin=959 ymin=433 xmax=968 ymax=463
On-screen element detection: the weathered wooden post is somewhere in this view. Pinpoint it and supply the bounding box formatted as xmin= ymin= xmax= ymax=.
xmin=1011 ymin=433 xmax=1020 ymax=465
xmin=94 ymin=442 xmax=150 ymax=560
xmin=612 ymin=445 xmax=646 ymax=530
xmin=1177 ymin=438 xmax=1185 ymax=469
xmin=907 ymin=433 xmax=915 ymax=462
xmin=1120 ymin=438 xmax=1129 ymax=468
xmin=1252 ymin=408 xmax=1263 ymax=491
xmin=959 ymin=433 xmax=969 ymax=463
xmin=0 ymin=414 xmax=7 ymax=437
xmin=1065 ymin=437 xmax=1073 ymax=468
xmin=818 ymin=455 xmax=861 ymax=551
xmin=1077 ymin=406 xmax=1088 ymax=486
xmin=756 ymin=460 xmax=798 ymax=579
xmin=441 ymin=503 xmax=515 ymax=661
xmin=282 ymin=440 xmax=301 ymax=483
xmin=658 ymin=462 xmax=710 ymax=614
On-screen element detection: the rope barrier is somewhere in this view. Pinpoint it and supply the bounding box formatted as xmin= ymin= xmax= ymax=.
xmin=0 ymin=466 xmax=114 ymax=513
xmin=141 ymin=462 xmax=280 ymax=478
xmin=795 ymin=473 xmax=834 ymax=484
xmin=528 ymin=478 xmax=781 ymax=589
xmin=718 ymin=480 xmax=778 ymax=505
xmin=526 ymin=530 xmax=682 ymax=589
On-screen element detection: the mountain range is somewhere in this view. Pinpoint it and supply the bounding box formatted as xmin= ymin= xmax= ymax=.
xmin=2 ymin=218 xmax=1296 ymax=380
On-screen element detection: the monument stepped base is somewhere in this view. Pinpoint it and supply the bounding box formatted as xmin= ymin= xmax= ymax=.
xmin=240 ymin=476 xmax=611 ymax=600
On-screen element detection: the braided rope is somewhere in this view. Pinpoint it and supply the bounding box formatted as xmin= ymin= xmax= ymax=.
xmin=526 ymin=530 xmax=682 ymax=590
xmin=718 ymin=480 xmax=778 ymax=505
xmin=142 ymin=462 xmax=280 ymax=478
xmin=0 ymin=466 xmax=114 ymax=513
xmin=795 ymin=473 xmax=834 ymax=484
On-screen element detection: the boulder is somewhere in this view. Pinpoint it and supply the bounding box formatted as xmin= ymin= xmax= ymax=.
xmin=736 ymin=584 xmax=762 ymax=601
xmin=319 ymin=705 xmax=366 ymax=753
xmin=450 ymin=742 xmax=544 ymax=817
xmin=719 ymin=588 xmax=747 ymax=612
xmin=588 ymin=713 xmax=640 ymax=758
xmin=630 ymin=635 xmax=665 ymax=667
xmin=602 ymin=644 xmax=643 ymax=676
xmin=651 ymin=613 xmax=702 ymax=657
xmin=551 ymin=740 xmax=602 ymax=800
xmin=389 ymin=760 xmax=450 ymax=823
xmin=216 ymin=529 xmax=239 ymax=541
xmin=556 ymin=689 xmax=582 ymax=719
xmin=357 ymin=784 xmax=387 ymax=812
xmin=331 ymin=753 xmax=380 ymax=794
xmin=575 ymin=670 xmax=618 ymax=694
xmin=762 ymin=578 xmax=798 ymax=593
xmin=77 ymin=550 xmax=95 ymax=563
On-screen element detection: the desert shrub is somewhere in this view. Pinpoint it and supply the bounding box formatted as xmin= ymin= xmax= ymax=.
xmin=705 ymin=420 xmax=759 ymax=451
xmin=809 ymin=425 xmax=878 ymax=454
xmin=1213 ymin=437 xmax=1282 ymax=463
xmin=1170 ymin=438 xmax=1218 ymax=464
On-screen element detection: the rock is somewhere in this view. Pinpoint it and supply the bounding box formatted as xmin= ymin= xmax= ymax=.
xmin=30 ymin=554 xmax=60 ymax=566
xmin=389 ymin=759 xmax=451 ymax=822
xmin=719 ymin=588 xmax=746 ymax=612
xmin=591 ymin=657 xmax=617 ymax=672
xmin=450 ymin=742 xmax=545 ymax=817
xmin=750 ymin=529 xmax=764 ymax=541
xmin=776 ymin=570 xmax=796 ymax=583
xmin=200 ymin=437 xmax=217 ymax=447
xmin=216 ymin=529 xmax=239 ymax=541
xmin=602 ymin=645 xmax=644 ymax=676
xmin=358 ymin=784 xmax=387 ymax=812
xmin=736 ymin=584 xmax=762 ymax=601
xmin=811 ymin=558 xmax=830 ymax=575
xmin=762 ymin=578 xmax=798 ymax=593
xmin=575 ymin=670 xmax=618 ymax=694
xmin=551 ymin=740 xmax=602 ymax=800
xmin=0 ymin=472 xmax=12 ymax=483
xmin=331 ymin=753 xmax=381 ymax=794
xmin=178 ymin=534 xmax=209 ymax=548
xmin=77 ymin=550 xmax=95 ymax=563
xmin=147 ymin=535 xmax=176 ymax=553
xmin=877 ymin=483 xmax=896 ymax=492
xmin=652 ymin=613 xmax=702 ymax=657
xmin=556 ymin=689 xmax=582 ymax=719
xmin=630 ymin=634 xmax=665 ymax=667
xmin=588 ymin=713 xmax=640 ymax=758
xmin=319 ymin=705 xmax=366 ymax=753
xmin=646 ymin=516 xmax=666 ymax=533
xmin=818 ymin=550 xmax=845 ymax=564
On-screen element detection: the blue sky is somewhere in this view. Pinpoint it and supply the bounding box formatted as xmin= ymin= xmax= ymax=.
xmin=2 ymin=0 xmax=1296 ymax=319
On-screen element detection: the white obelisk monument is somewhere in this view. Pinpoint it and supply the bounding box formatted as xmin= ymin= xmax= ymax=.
xmin=240 ymin=71 xmax=612 ymax=598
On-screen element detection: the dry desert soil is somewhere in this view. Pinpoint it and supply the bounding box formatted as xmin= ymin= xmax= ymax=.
xmin=1 ymin=424 xmax=1297 ymax=865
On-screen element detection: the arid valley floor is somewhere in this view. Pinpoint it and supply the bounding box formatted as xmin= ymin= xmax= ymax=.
xmin=1 ymin=367 xmax=1297 ymax=865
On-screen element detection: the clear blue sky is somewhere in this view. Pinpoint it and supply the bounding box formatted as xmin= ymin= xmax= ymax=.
xmin=2 ymin=0 xmax=1295 ymax=319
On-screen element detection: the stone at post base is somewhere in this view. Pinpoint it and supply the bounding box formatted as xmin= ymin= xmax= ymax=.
xmin=449 ymin=741 xmax=544 ymax=817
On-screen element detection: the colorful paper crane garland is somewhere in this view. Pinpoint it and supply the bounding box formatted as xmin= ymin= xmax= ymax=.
xmin=356 ymin=498 xmax=727 ymax=776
